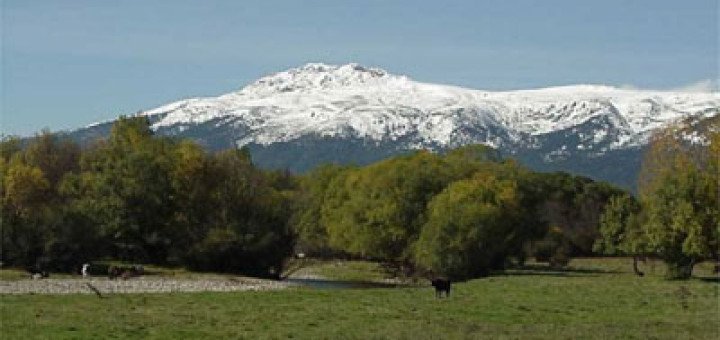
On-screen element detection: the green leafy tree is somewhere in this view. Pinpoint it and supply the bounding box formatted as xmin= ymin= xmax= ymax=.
xmin=292 ymin=164 xmax=349 ymax=256
xmin=169 ymin=141 xmax=217 ymax=256
xmin=594 ymin=194 xmax=643 ymax=255
xmin=596 ymin=128 xmax=719 ymax=279
xmin=525 ymin=172 xmax=625 ymax=263
xmin=23 ymin=130 xmax=80 ymax=188
xmin=414 ymin=173 xmax=523 ymax=280
xmin=0 ymin=136 xmax=22 ymax=162
xmin=640 ymin=131 xmax=718 ymax=278
xmin=322 ymin=151 xmax=451 ymax=263
xmin=72 ymin=116 xmax=177 ymax=263
xmin=186 ymin=148 xmax=295 ymax=277
xmin=1 ymin=158 xmax=52 ymax=266
xmin=0 ymin=120 xmax=300 ymax=276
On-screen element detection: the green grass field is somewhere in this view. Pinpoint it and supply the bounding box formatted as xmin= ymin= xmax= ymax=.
xmin=1 ymin=258 xmax=718 ymax=339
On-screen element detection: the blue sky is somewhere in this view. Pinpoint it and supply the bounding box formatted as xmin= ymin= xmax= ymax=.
xmin=2 ymin=0 xmax=717 ymax=135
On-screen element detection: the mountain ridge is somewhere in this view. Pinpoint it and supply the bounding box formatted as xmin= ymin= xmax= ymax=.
xmin=75 ymin=63 xmax=719 ymax=190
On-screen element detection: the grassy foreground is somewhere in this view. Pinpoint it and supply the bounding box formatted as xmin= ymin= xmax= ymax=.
xmin=1 ymin=258 xmax=718 ymax=339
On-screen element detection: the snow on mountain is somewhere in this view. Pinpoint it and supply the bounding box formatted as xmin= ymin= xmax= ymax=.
xmin=138 ymin=63 xmax=719 ymax=153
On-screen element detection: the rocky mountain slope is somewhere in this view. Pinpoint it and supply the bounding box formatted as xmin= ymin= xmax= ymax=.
xmin=73 ymin=63 xmax=720 ymax=190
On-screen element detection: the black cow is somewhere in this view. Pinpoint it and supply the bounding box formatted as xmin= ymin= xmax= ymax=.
xmin=431 ymin=278 xmax=451 ymax=298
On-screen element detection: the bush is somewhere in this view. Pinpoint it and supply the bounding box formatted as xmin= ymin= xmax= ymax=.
xmin=414 ymin=174 xmax=526 ymax=280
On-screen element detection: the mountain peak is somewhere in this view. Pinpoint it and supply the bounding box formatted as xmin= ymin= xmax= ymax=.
xmin=77 ymin=63 xmax=719 ymax=190
xmin=138 ymin=63 xmax=717 ymax=152
xmin=241 ymin=63 xmax=395 ymax=96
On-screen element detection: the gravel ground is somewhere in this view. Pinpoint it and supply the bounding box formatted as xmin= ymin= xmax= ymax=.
xmin=0 ymin=277 xmax=294 ymax=295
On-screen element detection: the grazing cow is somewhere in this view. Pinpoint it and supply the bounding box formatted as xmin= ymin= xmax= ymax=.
xmin=108 ymin=265 xmax=143 ymax=280
xmin=431 ymin=278 xmax=451 ymax=298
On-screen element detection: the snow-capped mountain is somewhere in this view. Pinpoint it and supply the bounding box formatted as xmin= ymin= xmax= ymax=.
xmin=76 ymin=63 xmax=720 ymax=189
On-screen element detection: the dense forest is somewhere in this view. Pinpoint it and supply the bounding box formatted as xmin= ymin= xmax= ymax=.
xmin=1 ymin=116 xmax=717 ymax=280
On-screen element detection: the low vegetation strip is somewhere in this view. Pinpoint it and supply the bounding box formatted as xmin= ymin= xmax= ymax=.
xmin=0 ymin=277 xmax=292 ymax=295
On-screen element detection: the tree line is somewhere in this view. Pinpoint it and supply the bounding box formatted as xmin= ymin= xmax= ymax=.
xmin=1 ymin=117 xmax=294 ymax=278
xmin=1 ymin=116 xmax=716 ymax=280
xmin=595 ymin=127 xmax=719 ymax=279
xmin=293 ymin=144 xmax=625 ymax=279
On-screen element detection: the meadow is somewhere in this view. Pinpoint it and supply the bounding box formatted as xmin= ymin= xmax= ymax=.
xmin=1 ymin=258 xmax=717 ymax=339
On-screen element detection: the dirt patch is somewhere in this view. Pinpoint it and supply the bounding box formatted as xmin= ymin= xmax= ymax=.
xmin=0 ymin=277 xmax=293 ymax=295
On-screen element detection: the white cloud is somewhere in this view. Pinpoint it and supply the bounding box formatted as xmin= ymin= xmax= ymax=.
xmin=618 ymin=84 xmax=641 ymax=91
xmin=670 ymin=79 xmax=718 ymax=93
xmin=619 ymin=79 xmax=718 ymax=93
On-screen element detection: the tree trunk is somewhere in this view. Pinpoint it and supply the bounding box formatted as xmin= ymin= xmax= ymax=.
xmin=632 ymin=256 xmax=645 ymax=277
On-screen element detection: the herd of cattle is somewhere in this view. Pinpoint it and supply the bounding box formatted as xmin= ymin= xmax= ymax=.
xmin=106 ymin=265 xmax=145 ymax=280
xmin=27 ymin=264 xmax=145 ymax=280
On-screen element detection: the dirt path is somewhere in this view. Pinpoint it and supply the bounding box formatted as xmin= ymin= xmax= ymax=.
xmin=0 ymin=277 xmax=294 ymax=295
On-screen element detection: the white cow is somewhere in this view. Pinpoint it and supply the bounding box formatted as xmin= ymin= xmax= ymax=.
xmin=81 ymin=263 xmax=90 ymax=277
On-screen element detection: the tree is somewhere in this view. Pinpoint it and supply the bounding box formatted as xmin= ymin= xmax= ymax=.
xmin=640 ymin=130 xmax=718 ymax=278
xmin=596 ymin=128 xmax=719 ymax=279
xmin=321 ymin=151 xmax=451 ymax=263
xmin=414 ymin=173 xmax=523 ymax=280
xmin=315 ymin=146 xmax=552 ymax=274
xmin=72 ymin=116 xmax=177 ymax=263
xmin=1 ymin=158 xmax=52 ymax=267
xmin=594 ymin=193 xmax=648 ymax=275
xmin=0 ymin=120 xmax=301 ymax=276
xmin=0 ymin=136 xmax=22 ymax=162
xmin=594 ymin=194 xmax=643 ymax=256
xmin=23 ymin=130 xmax=80 ymax=188
xmin=524 ymin=172 xmax=625 ymax=264
xmin=443 ymin=144 xmax=502 ymax=178
xmin=185 ymin=148 xmax=295 ymax=277
xmin=169 ymin=140 xmax=217 ymax=256
xmin=292 ymin=164 xmax=349 ymax=256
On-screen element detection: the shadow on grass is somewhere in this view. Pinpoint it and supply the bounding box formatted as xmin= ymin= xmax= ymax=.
xmin=498 ymin=271 xmax=600 ymax=278
xmin=695 ymin=276 xmax=719 ymax=284
xmin=523 ymin=264 xmax=620 ymax=273
xmin=496 ymin=264 xmax=622 ymax=278
xmin=284 ymin=278 xmax=401 ymax=290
